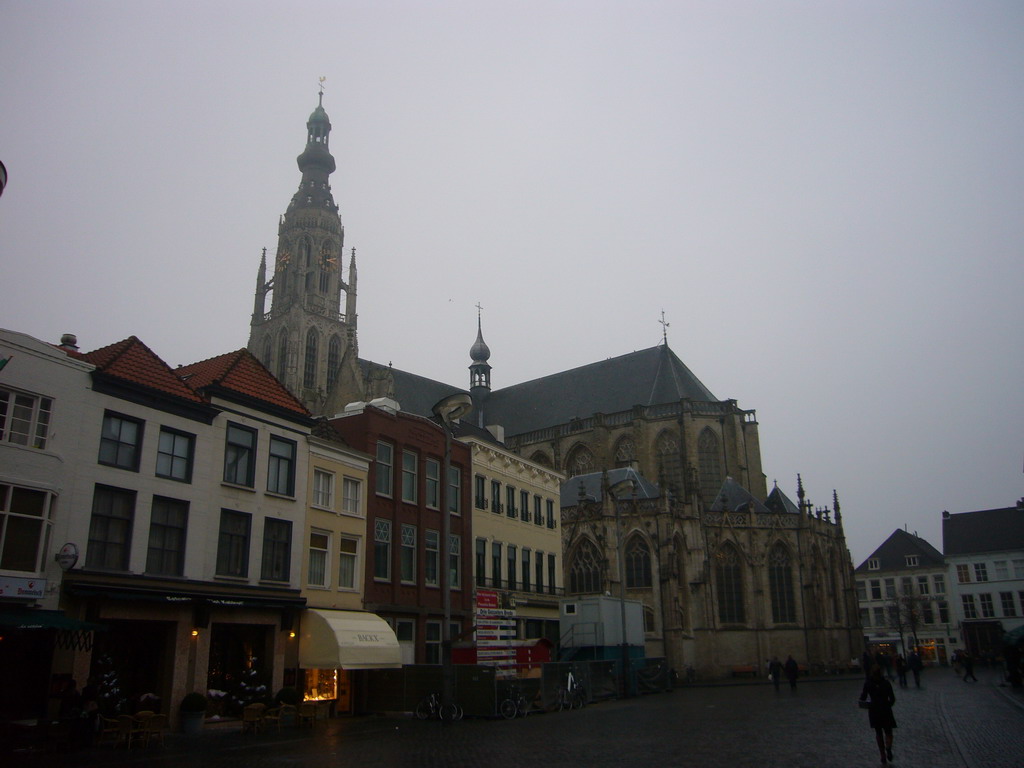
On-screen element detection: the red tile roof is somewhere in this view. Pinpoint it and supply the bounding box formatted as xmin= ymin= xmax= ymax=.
xmin=177 ymin=349 xmax=310 ymax=417
xmin=76 ymin=336 xmax=207 ymax=404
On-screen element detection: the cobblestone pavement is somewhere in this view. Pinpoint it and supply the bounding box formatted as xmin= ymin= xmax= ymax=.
xmin=13 ymin=666 xmax=1024 ymax=768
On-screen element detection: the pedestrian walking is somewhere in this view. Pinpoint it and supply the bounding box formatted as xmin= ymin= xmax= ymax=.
xmin=962 ymin=651 xmax=978 ymax=682
xmin=895 ymin=654 xmax=908 ymax=689
xmin=860 ymin=664 xmax=897 ymax=764
xmin=784 ymin=655 xmax=799 ymax=691
xmin=908 ymin=649 xmax=923 ymax=688
xmin=768 ymin=656 xmax=783 ymax=692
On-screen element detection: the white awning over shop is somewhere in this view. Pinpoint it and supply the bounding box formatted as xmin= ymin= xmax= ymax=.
xmin=299 ymin=609 xmax=402 ymax=670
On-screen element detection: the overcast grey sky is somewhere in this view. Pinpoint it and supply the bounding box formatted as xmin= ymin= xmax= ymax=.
xmin=2 ymin=1 xmax=1022 ymax=565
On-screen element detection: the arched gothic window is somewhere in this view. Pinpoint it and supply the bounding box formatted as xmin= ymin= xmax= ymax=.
xmin=715 ymin=543 xmax=745 ymax=624
xmin=303 ymin=328 xmax=318 ymax=389
xmin=768 ymin=543 xmax=796 ymax=623
xmin=326 ymin=335 xmax=341 ymax=391
xmin=625 ymin=535 xmax=652 ymax=588
xmin=276 ymin=332 xmax=289 ymax=382
xmin=656 ymin=430 xmax=682 ymax=493
xmin=262 ymin=338 xmax=273 ymax=370
xmin=565 ymin=444 xmax=595 ymax=477
xmin=529 ymin=451 xmax=552 ymax=468
xmin=643 ymin=606 xmax=656 ymax=633
xmin=614 ymin=437 xmax=637 ymax=467
xmin=569 ymin=539 xmax=603 ymax=594
xmin=697 ymin=428 xmax=723 ymax=506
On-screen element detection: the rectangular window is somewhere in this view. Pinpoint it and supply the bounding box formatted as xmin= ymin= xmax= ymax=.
xmin=156 ymin=427 xmax=194 ymax=482
xmin=867 ymin=558 xmax=880 ymax=570
xmin=492 ymin=541 xmax=502 ymax=589
xmin=99 ymin=411 xmax=143 ymax=471
xmin=521 ymin=548 xmax=531 ymax=591
xmin=521 ymin=490 xmax=530 ymax=523
xmin=994 ymin=560 xmax=1009 ymax=580
xmin=506 ymin=486 xmax=517 ymax=517
xmin=0 ymin=388 xmax=52 ymax=449
xmin=313 ymin=469 xmax=334 ymax=508
xmin=533 ymin=495 xmax=542 ymax=525
xmin=872 ymin=607 xmax=886 ymax=626
xmin=425 ymin=529 xmax=439 ymax=586
xmin=535 ymin=552 xmax=544 ymax=593
xmin=268 ymin=436 xmax=296 ymax=496
xmin=338 ymin=536 xmax=358 ymax=589
xmin=956 ymin=564 xmax=970 ymax=583
xmin=979 ymin=593 xmax=994 ymax=618
xmin=974 ymin=563 xmax=988 ymax=582
xmin=224 ymin=423 xmax=257 ymax=486
xmin=146 ymin=496 xmax=188 ymax=576
xmin=922 ymin=603 xmax=934 ymax=624
xmin=507 ymin=544 xmax=517 ymax=590
xmin=917 ymin=576 xmax=930 ymax=595
xmin=491 ymin=480 xmax=502 ymax=514
xmin=859 ymin=608 xmax=869 ymax=627
xmin=938 ymin=600 xmax=949 ymax=623
xmin=449 ymin=534 xmax=461 ymax=588
xmin=374 ymin=519 xmax=391 ymax=580
xmin=1000 ymin=592 xmax=1016 ymax=617
xmin=342 ymin=477 xmax=361 ymax=516
xmin=870 ymin=580 xmax=882 ymax=600
xmin=856 ymin=580 xmax=867 ymax=601
xmin=905 ymin=555 xmax=919 ymax=567
xmin=426 ymin=460 xmax=440 ymax=509
xmin=548 ymin=553 xmax=556 ymax=594
xmin=375 ymin=442 xmax=393 ymax=496
xmin=962 ymin=594 xmax=977 ymax=619
xmin=884 ymin=578 xmax=895 ymax=598
xmin=261 ymin=517 xmax=292 ymax=581
xmin=308 ymin=529 xmax=330 ymax=587
xmin=901 ymin=576 xmax=913 ymax=595
xmin=216 ymin=509 xmax=251 ymax=577
xmin=1013 ymin=559 xmax=1024 ymax=579
xmin=475 ymin=538 xmax=487 ymax=587
xmin=401 ymin=450 xmax=418 ymax=503
xmin=546 ymin=499 xmax=555 ymax=529
xmin=474 ymin=475 xmax=486 ymax=510
xmin=933 ymin=574 xmax=946 ymax=594
xmin=86 ymin=485 xmax=136 ymax=570
xmin=447 ymin=466 xmax=461 ymax=515
xmin=425 ymin=620 xmax=442 ymax=664
xmin=400 ymin=523 xmax=417 ymax=583
xmin=0 ymin=483 xmax=54 ymax=573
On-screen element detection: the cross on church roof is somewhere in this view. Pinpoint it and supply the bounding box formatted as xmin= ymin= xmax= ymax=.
xmin=659 ymin=309 xmax=670 ymax=344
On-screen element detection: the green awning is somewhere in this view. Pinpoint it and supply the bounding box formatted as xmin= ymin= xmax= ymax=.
xmin=0 ymin=609 xmax=105 ymax=631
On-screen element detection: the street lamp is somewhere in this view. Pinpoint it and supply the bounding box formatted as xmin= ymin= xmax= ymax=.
xmin=607 ymin=474 xmax=638 ymax=698
xmin=432 ymin=393 xmax=473 ymax=718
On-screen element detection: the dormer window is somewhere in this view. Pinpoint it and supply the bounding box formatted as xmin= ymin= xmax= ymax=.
xmin=905 ymin=555 xmax=919 ymax=567
xmin=867 ymin=558 xmax=880 ymax=571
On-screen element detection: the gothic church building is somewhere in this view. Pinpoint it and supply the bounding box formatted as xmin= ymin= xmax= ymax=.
xmin=249 ymin=96 xmax=862 ymax=678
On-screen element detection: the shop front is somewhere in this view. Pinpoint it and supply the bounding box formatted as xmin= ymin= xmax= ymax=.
xmin=297 ymin=609 xmax=402 ymax=715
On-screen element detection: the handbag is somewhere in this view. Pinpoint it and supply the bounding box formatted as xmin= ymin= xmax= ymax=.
xmin=857 ymin=700 xmax=871 ymax=709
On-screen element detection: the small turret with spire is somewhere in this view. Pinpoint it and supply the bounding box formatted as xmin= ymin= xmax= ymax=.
xmin=469 ymin=303 xmax=492 ymax=425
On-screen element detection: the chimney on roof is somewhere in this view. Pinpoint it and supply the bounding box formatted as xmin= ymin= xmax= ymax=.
xmin=59 ymin=333 xmax=78 ymax=351
xmin=942 ymin=510 xmax=950 ymax=518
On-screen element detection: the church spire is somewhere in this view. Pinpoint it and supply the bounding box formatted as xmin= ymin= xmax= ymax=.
xmin=469 ymin=303 xmax=491 ymax=391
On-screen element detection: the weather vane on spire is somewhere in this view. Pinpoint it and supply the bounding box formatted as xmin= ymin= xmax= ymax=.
xmin=659 ymin=309 xmax=670 ymax=345
xmin=318 ymin=76 xmax=326 ymax=105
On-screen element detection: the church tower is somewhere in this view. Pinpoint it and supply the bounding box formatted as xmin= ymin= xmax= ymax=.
xmin=248 ymin=88 xmax=362 ymax=414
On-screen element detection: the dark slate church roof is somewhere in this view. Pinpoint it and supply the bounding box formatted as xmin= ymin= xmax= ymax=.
xmin=764 ymin=484 xmax=802 ymax=515
xmin=559 ymin=467 xmax=661 ymax=507
xmin=942 ymin=504 xmax=1024 ymax=556
xmin=360 ymin=344 xmax=719 ymax=438
xmin=855 ymin=528 xmax=945 ymax=573
xmin=708 ymin=476 xmax=772 ymax=515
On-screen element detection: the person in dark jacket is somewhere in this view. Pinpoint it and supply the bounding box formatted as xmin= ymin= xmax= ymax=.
xmin=768 ymin=656 xmax=783 ymax=692
xmin=860 ymin=665 xmax=897 ymax=764
xmin=783 ymin=655 xmax=799 ymax=690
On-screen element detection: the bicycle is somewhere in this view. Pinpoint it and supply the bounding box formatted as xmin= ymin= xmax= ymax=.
xmin=499 ymin=685 xmax=529 ymax=719
xmin=555 ymin=673 xmax=585 ymax=711
xmin=415 ymin=692 xmax=463 ymax=721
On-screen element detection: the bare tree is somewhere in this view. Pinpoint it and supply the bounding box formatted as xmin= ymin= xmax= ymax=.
xmin=886 ymin=592 xmax=926 ymax=655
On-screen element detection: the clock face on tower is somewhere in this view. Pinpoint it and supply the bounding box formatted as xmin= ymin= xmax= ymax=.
xmin=275 ymin=250 xmax=292 ymax=270
xmin=319 ymin=244 xmax=337 ymax=269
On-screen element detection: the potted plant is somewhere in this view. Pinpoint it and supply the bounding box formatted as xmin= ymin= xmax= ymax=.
xmin=179 ymin=691 xmax=207 ymax=735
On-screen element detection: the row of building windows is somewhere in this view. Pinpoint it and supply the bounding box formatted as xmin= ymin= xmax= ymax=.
xmin=262 ymin=331 xmax=344 ymax=391
xmin=85 ymin=483 xmax=293 ymax=582
xmin=98 ymin=411 xmax=298 ymax=497
xmin=473 ymin=476 xmax=557 ymax=529
xmin=474 ymin=538 xmax=559 ymax=594
xmin=311 ymin=468 xmax=362 ymax=516
xmin=955 ymin=560 xmax=1024 ymax=583
xmin=860 ymin=600 xmax=951 ymax=628
xmin=371 ymin=518 xmax=462 ymax=588
xmin=961 ymin=591 xmax=1024 ymax=620
xmin=857 ymin=574 xmax=947 ymax=601
xmin=375 ymin=442 xmax=461 ymax=514
xmin=306 ymin=528 xmax=360 ymax=591
xmin=389 ymin=617 xmax=461 ymax=665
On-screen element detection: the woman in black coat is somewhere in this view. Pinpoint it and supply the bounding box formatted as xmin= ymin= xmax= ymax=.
xmin=860 ymin=664 xmax=897 ymax=764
